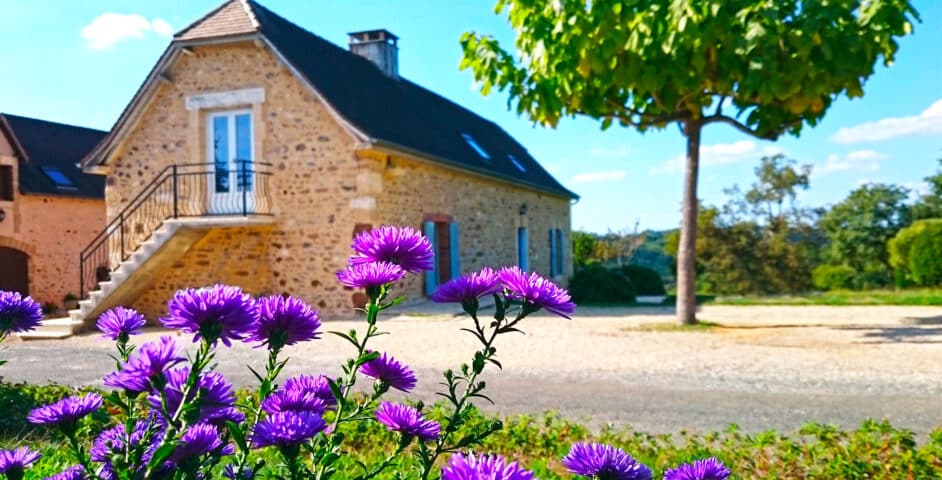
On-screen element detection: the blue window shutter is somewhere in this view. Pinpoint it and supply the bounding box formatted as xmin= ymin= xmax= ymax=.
xmin=449 ymin=221 xmax=460 ymax=279
xmin=556 ymin=229 xmax=565 ymax=275
xmin=548 ymin=229 xmax=556 ymax=276
xmin=423 ymin=221 xmax=438 ymax=295
xmin=517 ymin=227 xmax=529 ymax=270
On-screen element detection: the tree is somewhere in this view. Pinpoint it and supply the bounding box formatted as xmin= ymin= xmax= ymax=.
xmin=460 ymin=0 xmax=917 ymax=324
xmin=912 ymin=155 xmax=942 ymax=220
xmin=665 ymin=156 xmax=820 ymax=295
xmin=819 ymin=183 xmax=911 ymax=285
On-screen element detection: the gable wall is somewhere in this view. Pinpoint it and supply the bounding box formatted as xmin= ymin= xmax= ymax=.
xmin=106 ymin=42 xmax=374 ymax=319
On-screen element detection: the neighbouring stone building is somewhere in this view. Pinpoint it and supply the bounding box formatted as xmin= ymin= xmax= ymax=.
xmin=43 ymin=0 xmax=576 ymax=335
xmin=0 ymin=113 xmax=106 ymax=307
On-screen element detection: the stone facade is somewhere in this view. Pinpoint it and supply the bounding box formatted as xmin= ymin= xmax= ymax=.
xmin=99 ymin=41 xmax=571 ymax=320
xmin=0 ymin=134 xmax=106 ymax=306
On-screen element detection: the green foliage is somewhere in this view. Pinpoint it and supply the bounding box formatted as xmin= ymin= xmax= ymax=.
xmin=909 ymin=227 xmax=942 ymax=287
xmin=571 ymin=230 xmax=598 ymax=268
xmin=568 ymin=265 xmax=636 ymax=303
xmin=812 ymin=265 xmax=856 ymax=291
xmin=912 ymin=156 xmax=942 ymax=220
xmin=461 ymin=0 xmax=917 ymax=137
xmin=819 ymin=183 xmax=912 ymax=282
xmin=10 ymin=389 xmax=942 ymax=480
xmin=889 ymin=219 xmax=942 ymax=287
xmin=0 ymin=382 xmax=109 ymax=442
xmin=618 ymin=265 xmax=666 ymax=296
xmin=714 ymin=288 xmax=942 ymax=306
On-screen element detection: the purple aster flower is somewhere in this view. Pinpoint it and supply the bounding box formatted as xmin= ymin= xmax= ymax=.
xmin=562 ymin=443 xmax=652 ymax=480
xmin=97 ymin=306 xmax=146 ymax=341
xmin=169 ymin=423 xmax=233 ymax=464
xmin=349 ymin=225 xmax=434 ymax=273
xmin=374 ymin=401 xmax=440 ymax=441
xmin=44 ymin=465 xmax=85 ymax=480
xmin=337 ymin=261 xmax=405 ymax=290
xmin=251 ymin=411 xmax=326 ymax=448
xmin=149 ymin=368 xmax=242 ymax=425
xmin=161 ymin=285 xmax=259 ymax=347
xmin=247 ymin=295 xmax=321 ymax=350
xmin=91 ymin=419 xmax=162 ymax=480
xmin=0 ymin=447 xmax=41 ymax=478
xmin=281 ymin=374 xmax=337 ymax=409
xmin=431 ymin=267 xmax=501 ymax=308
xmin=663 ymin=458 xmax=731 ymax=480
xmin=498 ymin=266 xmax=576 ymax=319
xmin=0 ymin=291 xmax=43 ymax=335
xmin=441 ymin=452 xmax=535 ymax=480
xmin=360 ymin=351 xmax=417 ymax=392
xmin=27 ymin=393 xmax=102 ymax=429
xmin=104 ymin=336 xmax=184 ymax=394
xmin=261 ymin=389 xmax=329 ymax=415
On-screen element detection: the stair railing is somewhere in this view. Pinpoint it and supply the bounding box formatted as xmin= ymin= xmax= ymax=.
xmin=79 ymin=161 xmax=272 ymax=299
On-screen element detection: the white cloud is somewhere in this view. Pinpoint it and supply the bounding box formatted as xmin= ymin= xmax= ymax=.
xmin=572 ymin=170 xmax=626 ymax=183
xmin=831 ymin=99 xmax=942 ymax=144
xmin=81 ymin=13 xmax=173 ymax=50
xmin=649 ymin=141 xmax=782 ymax=175
xmin=814 ymin=149 xmax=886 ymax=176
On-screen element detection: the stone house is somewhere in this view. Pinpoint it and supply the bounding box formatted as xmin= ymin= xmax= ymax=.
xmin=32 ymin=0 xmax=577 ymax=337
xmin=0 ymin=113 xmax=106 ymax=307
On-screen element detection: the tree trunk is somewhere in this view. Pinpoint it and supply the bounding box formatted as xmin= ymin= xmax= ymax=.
xmin=676 ymin=120 xmax=702 ymax=325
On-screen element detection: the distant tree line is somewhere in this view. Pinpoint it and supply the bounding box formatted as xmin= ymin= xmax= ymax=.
xmin=574 ymin=153 xmax=942 ymax=295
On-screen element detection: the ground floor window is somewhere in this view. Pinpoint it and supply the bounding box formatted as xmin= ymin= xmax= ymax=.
xmin=423 ymin=219 xmax=459 ymax=295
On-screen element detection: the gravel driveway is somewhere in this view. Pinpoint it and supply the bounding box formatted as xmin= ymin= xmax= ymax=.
xmin=3 ymin=305 xmax=941 ymax=434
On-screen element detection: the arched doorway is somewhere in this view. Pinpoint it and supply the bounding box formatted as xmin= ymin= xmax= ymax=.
xmin=0 ymin=247 xmax=29 ymax=295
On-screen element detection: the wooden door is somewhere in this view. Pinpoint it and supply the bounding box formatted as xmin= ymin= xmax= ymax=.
xmin=0 ymin=247 xmax=29 ymax=295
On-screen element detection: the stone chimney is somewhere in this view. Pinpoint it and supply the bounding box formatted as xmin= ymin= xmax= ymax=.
xmin=348 ymin=29 xmax=399 ymax=78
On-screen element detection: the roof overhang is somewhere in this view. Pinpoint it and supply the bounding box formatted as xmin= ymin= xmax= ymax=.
xmin=0 ymin=115 xmax=30 ymax=162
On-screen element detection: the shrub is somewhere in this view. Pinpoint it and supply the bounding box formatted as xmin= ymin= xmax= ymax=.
xmin=568 ymin=265 xmax=636 ymax=303
xmin=890 ymin=219 xmax=942 ymax=287
xmin=812 ymin=265 xmax=856 ymax=291
xmin=618 ymin=265 xmax=666 ymax=296
xmin=910 ymin=229 xmax=942 ymax=286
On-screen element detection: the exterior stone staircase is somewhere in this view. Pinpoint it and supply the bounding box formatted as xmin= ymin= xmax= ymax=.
xmin=19 ymin=216 xmax=273 ymax=340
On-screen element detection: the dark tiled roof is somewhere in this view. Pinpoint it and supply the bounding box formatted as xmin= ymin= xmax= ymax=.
xmin=247 ymin=1 xmax=577 ymax=199
xmin=0 ymin=114 xmax=106 ymax=198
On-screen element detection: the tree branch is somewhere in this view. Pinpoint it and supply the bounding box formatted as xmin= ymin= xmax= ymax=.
xmin=704 ymin=114 xmax=780 ymax=141
xmin=714 ymin=95 xmax=728 ymax=117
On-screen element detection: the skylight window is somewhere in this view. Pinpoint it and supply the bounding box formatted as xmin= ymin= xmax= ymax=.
xmin=461 ymin=133 xmax=490 ymax=160
xmin=508 ymin=154 xmax=527 ymax=173
xmin=41 ymin=166 xmax=76 ymax=190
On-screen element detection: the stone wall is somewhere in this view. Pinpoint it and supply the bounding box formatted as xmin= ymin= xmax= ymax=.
xmin=14 ymin=195 xmax=105 ymax=305
xmin=373 ymin=154 xmax=572 ymax=300
xmin=101 ymin=41 xmax=571 ymax=320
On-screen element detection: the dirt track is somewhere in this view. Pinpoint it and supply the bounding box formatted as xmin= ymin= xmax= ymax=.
xmin=4 ymin=305 xmax=941 ymax=434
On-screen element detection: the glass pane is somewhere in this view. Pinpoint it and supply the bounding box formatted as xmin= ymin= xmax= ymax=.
xmin=213 ymin=116 xmax=229 ymax=193
xmin=235 ymin=114 xmax=253 ymax=191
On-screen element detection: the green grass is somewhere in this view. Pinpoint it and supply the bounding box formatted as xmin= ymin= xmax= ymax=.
xmin=711 ymin=288 xmax=942 ymax=306
xmin=622 ymin=321 xmax=721 ymax=332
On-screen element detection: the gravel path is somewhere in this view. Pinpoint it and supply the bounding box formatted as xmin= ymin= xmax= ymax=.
xmin=3 ymin=305 xmax=941 ymax=434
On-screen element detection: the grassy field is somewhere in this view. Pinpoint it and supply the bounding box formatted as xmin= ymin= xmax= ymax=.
xmin=711 ymin=288 xmax=942 ymax=306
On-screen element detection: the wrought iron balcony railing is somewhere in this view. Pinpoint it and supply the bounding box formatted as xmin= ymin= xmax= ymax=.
xmin=79 ymin=161 xmax=273 ymax=298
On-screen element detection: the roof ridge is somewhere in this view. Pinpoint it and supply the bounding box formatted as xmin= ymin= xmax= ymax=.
xmin=174 ymin=0 xmax=259 ymax=40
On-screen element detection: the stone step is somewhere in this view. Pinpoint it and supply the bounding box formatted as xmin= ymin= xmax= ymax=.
xmin=18 ymin=317 xmax=84 ymax=340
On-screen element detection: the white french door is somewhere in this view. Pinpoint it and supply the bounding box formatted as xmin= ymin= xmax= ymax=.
xmin=206 ymin=110 xmax=254 ymax=214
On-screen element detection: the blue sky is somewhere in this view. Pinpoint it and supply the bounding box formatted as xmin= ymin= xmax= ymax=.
xmin=1 ymin=1 xmax=940 ymax=233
